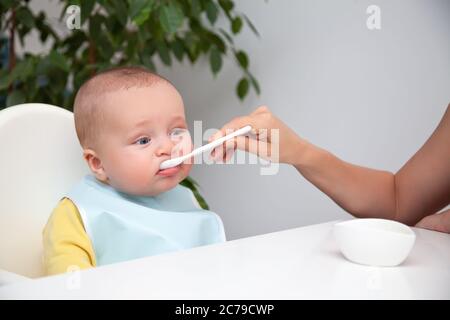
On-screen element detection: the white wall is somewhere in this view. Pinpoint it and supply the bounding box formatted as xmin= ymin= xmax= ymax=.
xmin=26 ymin=0 xmax=450 ymax=240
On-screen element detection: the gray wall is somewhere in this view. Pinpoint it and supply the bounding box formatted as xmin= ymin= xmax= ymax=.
xmin=28 ymin=0 xmax=450 ymax=240
xmin=159 ymin=0 xmax=450 ymax=240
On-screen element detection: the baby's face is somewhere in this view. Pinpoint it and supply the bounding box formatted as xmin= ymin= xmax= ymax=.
xmin=94 ymin=82 xmax=193 ymax=196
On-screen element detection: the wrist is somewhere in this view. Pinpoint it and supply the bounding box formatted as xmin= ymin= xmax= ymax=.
xmin=290 ymin=138 xmax=328 ymax=170
xmin=287 ymin=137 xmax=312 ymax=166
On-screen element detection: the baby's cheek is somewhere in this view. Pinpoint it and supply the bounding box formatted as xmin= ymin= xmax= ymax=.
xmin=180 ymin=162 xmax=192 ymax=180
xmin=125 ymin=158 xmax=155 ymax=185
xmin=185 ymin=140 xmax=193 ymax=154
xmin=172 ymin=136 xmax=193 ymax=158
xmin=125 ymin=170 xmax=151 ymax=192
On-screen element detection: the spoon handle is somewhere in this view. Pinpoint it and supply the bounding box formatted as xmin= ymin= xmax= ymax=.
xmin=190 ymin=125 xmax=252 ymax=157
xmin=159 ymin=125 xmax=252 ymax=170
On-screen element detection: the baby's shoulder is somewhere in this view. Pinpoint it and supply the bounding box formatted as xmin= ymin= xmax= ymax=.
xmin=44 ymin=197 xmax=83 ymax=233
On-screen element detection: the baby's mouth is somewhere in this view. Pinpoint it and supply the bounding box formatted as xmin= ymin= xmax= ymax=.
xmin=156 ymin=164 xmax=182 ymax=177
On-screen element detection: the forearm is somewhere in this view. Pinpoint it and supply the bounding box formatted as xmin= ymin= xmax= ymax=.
xmin=292 ymin=139 xmax=398 ymax=220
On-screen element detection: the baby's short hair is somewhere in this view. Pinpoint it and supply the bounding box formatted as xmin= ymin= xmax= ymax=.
xmin=73 ymin=66 xmax=168 ymax=149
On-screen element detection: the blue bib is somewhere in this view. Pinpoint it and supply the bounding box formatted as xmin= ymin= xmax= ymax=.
xmin=65 ymin=175 xmax=225 ymax=266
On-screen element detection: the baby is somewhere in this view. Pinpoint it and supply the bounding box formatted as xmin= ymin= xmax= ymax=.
xmin=43 ymin=66 xmax=225 ymax=275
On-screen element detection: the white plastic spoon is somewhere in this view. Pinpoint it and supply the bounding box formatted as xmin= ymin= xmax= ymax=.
xmin=159 ymin=125 xmax=252 ymax=170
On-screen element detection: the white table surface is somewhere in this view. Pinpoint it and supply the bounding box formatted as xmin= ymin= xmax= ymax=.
xmin=1 ymin=220 xmax=449 ymax=299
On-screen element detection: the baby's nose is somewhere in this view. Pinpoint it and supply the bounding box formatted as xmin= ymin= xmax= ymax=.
xmin=155 ymin=137 xmax=175 ymax=157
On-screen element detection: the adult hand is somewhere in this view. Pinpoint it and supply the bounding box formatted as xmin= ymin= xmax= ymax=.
xmin=208 ymin=106 xmax=305 ymax=164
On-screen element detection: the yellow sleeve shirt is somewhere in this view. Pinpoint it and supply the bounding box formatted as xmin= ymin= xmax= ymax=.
xmin=42 ymin=197 xmax=96 ymax=276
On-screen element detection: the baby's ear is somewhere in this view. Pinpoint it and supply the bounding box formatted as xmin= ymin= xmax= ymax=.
xmin=83 ymin=149 xmax=108 ymax=182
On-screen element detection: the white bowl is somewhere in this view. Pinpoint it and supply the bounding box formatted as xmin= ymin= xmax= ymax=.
xmin=333 ymin=218 xmax=416 ymax=267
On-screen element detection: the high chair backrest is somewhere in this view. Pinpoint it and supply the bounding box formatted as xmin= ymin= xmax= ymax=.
xmin=0 ymin=103 xmax=89 ymax=278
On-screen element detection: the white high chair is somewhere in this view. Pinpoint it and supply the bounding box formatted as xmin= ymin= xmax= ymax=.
xmin=0 ymin=103 xmax=89 ymax=279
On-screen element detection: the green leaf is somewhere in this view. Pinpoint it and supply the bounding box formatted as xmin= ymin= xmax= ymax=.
xmin=156 ymin=41 xmax=172 ymax=65
xmin=209 ymin=46 xmax=222 ymax=75
xmin=218 ymin=0 xmax=234 ymax=12
xmin=81 ymin=0 xmax=95 ymax=25
xmin=206 ymin=32 xmax=226 ymax=53
xmin=35 ymin=12 xmax=52 ymax=43
xmin=231 ymin=16 xmax=242 ymax=34
xmin=0 ymin=72 xmax=12 ymax=90
xmin=159 ymin=4 xmax=184 ymax=34
xmin=129 ymin=0 xmax=147 ymax=18
xmin=6 ymin=90 xmax=26 ymax=107
xmin=190 ymin=0 xmax=202 ymax=17
xmin=36 ymin=56 xmax=52 ymax=75
xmin=97 ymin=35 xmax=114 ymax=60
xmin=139 ymin=54 xmax=156 ymax=71
xmin=205 ymin=1 xmax=218 ymax=25
xmin=125 ymin=33 xmax=138 ymax=58
xmin=180 ymin=176 xmax=209 ymax=210
xmin=137 ymin=26 xmax=150 ymax=42
xmin=10 ymin=58 xmax=34 ymax=82
xmin=171 ymin=38 xmax=185 ymax=62
xmin=16 ymin=7 xmax=35 ymax=29
xmin=111 ymin=0 xmax=128 ymax=26
xmin=130 ymin=0 xmax=154 ymax=26
xmin=183 ymin=33 xmax=200 ymax=63
xmin=73 ymin=67 xmax=92 ymax=89
xmin=89 ymin=14 xmax=103 ymax=40
xmin=0 ymin=0 xmax=15 ymax=8
xmin=236 ymin=77 xmax=249 ymax=100
xmin=235 ymin=50 xmax=248 ymax=69
xmin=49 ymin=50 xmax=70 ymax=72
xmin=16 ymin=24 xmax=31 ymax=47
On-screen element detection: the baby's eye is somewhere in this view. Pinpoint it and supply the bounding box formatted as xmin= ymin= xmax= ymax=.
xmin=169 ymin=128 xmax=188 ymax=139
xmin=136 ymin=137 xmax=151 ymax=145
